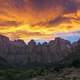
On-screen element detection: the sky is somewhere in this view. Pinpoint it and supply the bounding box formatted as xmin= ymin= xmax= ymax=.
xmin=0 ymin=0 xmax=80 ymax=42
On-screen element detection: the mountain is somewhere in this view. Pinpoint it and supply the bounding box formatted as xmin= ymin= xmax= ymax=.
xmin=0 ymin=35 xmax=79 ymax=68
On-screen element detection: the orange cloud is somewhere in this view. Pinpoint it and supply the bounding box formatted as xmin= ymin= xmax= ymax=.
xmin=0 ymin=0 xmax=80 ymax=41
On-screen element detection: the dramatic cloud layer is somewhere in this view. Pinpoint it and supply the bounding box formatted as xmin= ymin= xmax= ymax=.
xmin=0 ymin=0 xmax=80 ymax=41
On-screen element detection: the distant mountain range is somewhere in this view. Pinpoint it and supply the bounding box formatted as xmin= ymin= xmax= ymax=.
xmin=0 ymin=35 xmax=80 ymax=68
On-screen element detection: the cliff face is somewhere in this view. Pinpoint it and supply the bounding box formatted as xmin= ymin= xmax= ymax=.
xmin=0 ymin=35 xmax=79 ymax=67
xmin=0 ymin=35 xmax=9 ymax=56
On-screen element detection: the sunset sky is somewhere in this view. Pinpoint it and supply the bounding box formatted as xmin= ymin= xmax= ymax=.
xmin=0 ymin=0 xmax=80 ymax=42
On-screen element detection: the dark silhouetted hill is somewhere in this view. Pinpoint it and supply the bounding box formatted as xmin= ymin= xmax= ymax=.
xmin=0 ymin=35 xmax=79 ymax=68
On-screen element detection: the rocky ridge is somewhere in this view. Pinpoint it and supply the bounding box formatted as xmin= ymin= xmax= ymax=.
xmin=0 ymin=35 xmax=79 ymax=67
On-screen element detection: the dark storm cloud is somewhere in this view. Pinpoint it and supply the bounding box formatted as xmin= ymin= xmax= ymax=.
xmin=32 ymin=16 xmax=80 ymax=27
xmin=32 ymin=0 xmax=79 ymax=15
xmin=30 ymin=0 xmax=78 ymax=13
xmin=62 ymin=0 xmax=77 ymax=13
xmin=47 ymin=16 xmax=80 ymax=26
xmin=47 ymin=17 xmax=71 ymax=26
xmin=30 ymin=0 xmax=78 ymax=11
xmin=30 ymin=0 xmax=58 ymax=10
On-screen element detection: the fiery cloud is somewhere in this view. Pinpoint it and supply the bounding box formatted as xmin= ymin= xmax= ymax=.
xmin=0 ymin=0 xmax=80 ymax=41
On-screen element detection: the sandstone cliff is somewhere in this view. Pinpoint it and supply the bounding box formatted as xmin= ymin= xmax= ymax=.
xmin=0 ymin=35 xmax=79 ymax=67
